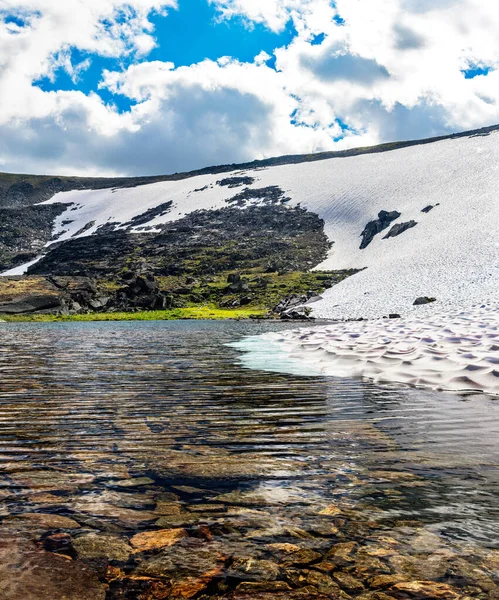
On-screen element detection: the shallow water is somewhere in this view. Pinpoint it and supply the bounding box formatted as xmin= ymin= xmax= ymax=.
xmin=0 ymin=320 xmax=498 ymax=599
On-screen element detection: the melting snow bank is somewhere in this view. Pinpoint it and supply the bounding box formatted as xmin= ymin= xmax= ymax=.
xmin=232 ymin=303 xmax=499 ymax=396
xmin=0 ymin=256 xmax=44 ymax=276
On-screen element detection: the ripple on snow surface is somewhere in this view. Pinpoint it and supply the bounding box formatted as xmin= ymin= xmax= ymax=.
xmin=235 ymin=304 xmax=499 ymax=396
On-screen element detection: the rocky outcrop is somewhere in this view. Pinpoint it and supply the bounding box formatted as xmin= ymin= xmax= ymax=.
xmin=0 ymin=203 xmax=68 ymax=272
xmin=126 ymin=201 xmax=173 ymax=228
xmin=413 ymin=296 xmax=436 ymax=305
xmin=116 ymin=273 xmax=172 ymax=310
xmin=360 ymin=210 xmax=401 ymax=249
xmin=0 ymin=294 xmax=63 ymax=314
xmin=0 ymin=276 xmax=111 ymax=315
xmin=217 ymin=177 xmax=255 ymax=188
xmin=383 ymin=220 xmax=418 ymax=239
xmin=225 ymin=186 xmax=291 ymax=207
xmin=29 ymin=204 xmax=332 ymax=279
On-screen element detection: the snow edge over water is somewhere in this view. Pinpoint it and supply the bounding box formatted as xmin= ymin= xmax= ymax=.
xmin=233 ymin=303 xmax=499 ymax=396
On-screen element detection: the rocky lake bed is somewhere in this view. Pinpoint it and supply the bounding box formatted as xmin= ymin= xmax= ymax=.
xmin=0 ymin=319 xmax=498 ymax=599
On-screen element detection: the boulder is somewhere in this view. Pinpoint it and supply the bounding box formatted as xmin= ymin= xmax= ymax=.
xmin=0 ymin=294 xmax=62 ymax=314
xmin=413 ymin=297 xmax=436 ymax=306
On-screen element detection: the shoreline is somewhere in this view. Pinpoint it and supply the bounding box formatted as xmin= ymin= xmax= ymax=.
xmin=0 ymin=307 xmax=269 ymax=323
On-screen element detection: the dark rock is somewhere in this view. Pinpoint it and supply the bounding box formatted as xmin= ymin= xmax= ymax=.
xmin=0 ymin=293 xmax=62 ymax=314
xmin=88 ymin=296 xmax=110 ymax=310
xmin=225 ymin=186 xmax=291 ymax=207
xmin=360 ymin=210 xmax=401 ymax=249
xmin=217 ymin=177 xmax=255 ymax=188
xmin=0 ymin=203 xmax=68 ymax=272
xmin=126 ymin=201 xmax=173 ymax=227
xmin=389 ymin=314 xmax=401 ymax=319
xmin=421 ymin=205 xmax=434 ymax=213
xmin=29 ymin=204 xmax=331 ymax=280
xmin=413 ymin=297 xmax=436 ymax=306
xmin=383 ymin=220 xmax=417 ymax=239
xmin=281 ymin=306 xmax=314 ymax=321
xmin=42 ymin=532 xmax=73 ymax=553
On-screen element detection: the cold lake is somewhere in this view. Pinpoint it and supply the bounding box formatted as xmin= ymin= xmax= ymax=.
xmin=0 ymin=320 xmax=498 ymax=599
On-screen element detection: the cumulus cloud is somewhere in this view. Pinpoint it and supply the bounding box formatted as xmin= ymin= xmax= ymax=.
xmin=0 ymin=0 xmax=499 ymax=175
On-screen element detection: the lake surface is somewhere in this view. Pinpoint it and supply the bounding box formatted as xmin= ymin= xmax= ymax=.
xmin=0 ymin=320 xmax=498 ymax=599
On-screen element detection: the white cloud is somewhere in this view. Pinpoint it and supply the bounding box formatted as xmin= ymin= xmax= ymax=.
xmin=0 ymin=0 xmax=499 ymax=175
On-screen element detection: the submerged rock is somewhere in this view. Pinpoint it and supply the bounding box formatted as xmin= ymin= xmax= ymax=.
xmin=72 ymin=533 xmax=132 ymax=561
xmin=389 ymin=580 xmax=461 ymax=598
xmin=227 ymin=557 xmax=280 ymax=581
xmin=4 ymin=513 xmax=81 ymax=531
xmin=0 ymin=536 xmax=106 ymax=600
xmin=129 ymin=528 xmax=187 ymax=552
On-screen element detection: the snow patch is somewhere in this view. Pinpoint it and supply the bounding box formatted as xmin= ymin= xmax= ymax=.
xmin=233 ymin=303 xmax=499 ymax=396
xmin=38 ymin=129 xmax=499 ymax=318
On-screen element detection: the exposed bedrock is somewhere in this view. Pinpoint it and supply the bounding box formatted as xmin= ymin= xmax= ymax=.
xmin=0 ymin=203 xmax=68 ymax=272
xmin=359 ymin=210 xmax=401 ymax=249
xmin=383 ymin=220 xmax=418 ymax=239
xmin=28 ymin=204 xmax=332 ymax=278
xmin=0 ymin=276 xmax=103 ymax=315
xmin=217 ymin=176 xmax=255 ymax=188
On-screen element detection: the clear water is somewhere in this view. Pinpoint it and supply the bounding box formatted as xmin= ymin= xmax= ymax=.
xmin=0 ymin=320 xmax=498 ymax=599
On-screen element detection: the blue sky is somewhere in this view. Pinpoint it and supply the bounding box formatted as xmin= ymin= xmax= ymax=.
xmin=35 ymin=1 xmax=297 ymax=114
xmin=0 ymin=0 xmax=498 ymax=176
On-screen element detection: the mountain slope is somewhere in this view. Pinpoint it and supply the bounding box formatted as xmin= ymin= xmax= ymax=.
xmin=1 ymin=125 xmax=498 ymax=319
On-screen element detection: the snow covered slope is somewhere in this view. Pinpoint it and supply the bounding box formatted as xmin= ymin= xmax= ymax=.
xmin=21 ymin=128 xmax=499 ymax=318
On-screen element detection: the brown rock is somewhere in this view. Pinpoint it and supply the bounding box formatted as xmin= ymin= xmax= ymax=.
xmin=318 ymin=504 xmax=342 ymax=516
xmin=351 ymin=556 xmax=392 ymax=579
xmin=5 ymin=513 xmax=81 ymax=530
xmin=281 ymin=548 xmax=322 ymax=566
xmin=153 ymin=502 xmax=182 ymax=515
xmin=135 ymin=542 xmax=224 ymax=579
xmin=326 ymin=541 xmax=357 ymax=566
xmin=236 ymin=581 xmax=292 ymax=593
xmin=389 ymin=553 xmax=447 ymax=580
xmin=0 ymin=535 xmax=106 ymax=599
xmin=267 ymin=543 xmax=301 ymax=554
xmin=356 ymin=593 xmax=395 ymax=600
xmin=187 ymin=504 xmax=225 ymax=513
xmin=334 ymin=571 xmax=365 ymax=593
xmin=170 ymin=566 xmax=223 ymax=598
xmin=109 ymin=476 xmax=155 ymax=488
xmin=369 ymin=574 xmax=406 ymax=589
xmin=313 ymin=560 xmax=337 ymax=572
xmin=390 ymin=580 xmax=461 ymax=599
xmin=307 ymin=570 xmax=342 ymax=595
xmin=155 ymin=514 xmax=199 ymax=527
xmin=27 ymin=493 xmax=69 ymax=505
xmin=130 ymin=528 xmax=187 ymax=552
